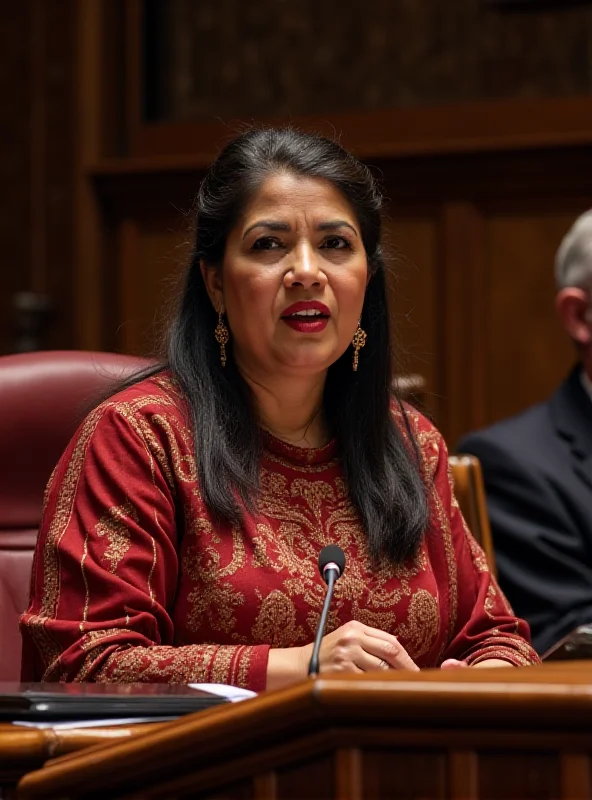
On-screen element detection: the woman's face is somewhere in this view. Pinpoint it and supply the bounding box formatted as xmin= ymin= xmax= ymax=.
xmin=205 ymin=172 xmax=369 ymax=378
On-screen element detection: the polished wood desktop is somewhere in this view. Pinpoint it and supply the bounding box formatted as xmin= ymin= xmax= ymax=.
xmin=11 ymin=661 xmax=592 ymax=800
xmin=0 ymin=722 xmax=161 ymax=797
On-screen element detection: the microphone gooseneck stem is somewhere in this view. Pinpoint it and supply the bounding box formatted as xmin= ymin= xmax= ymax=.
xmin=308 ymin=568 xmax=337 ymax=677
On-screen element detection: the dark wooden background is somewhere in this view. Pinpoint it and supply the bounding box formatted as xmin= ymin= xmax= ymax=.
xmin=152 ymin=0 xmax=592 ymax=119
xmin=2 ymin=0 xmax=592 ymax=445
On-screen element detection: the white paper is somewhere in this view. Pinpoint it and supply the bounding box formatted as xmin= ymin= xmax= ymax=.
xmin=188 ymin=683 xmax=257 ymax=702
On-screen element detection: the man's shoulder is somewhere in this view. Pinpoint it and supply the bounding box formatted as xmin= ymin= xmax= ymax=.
xmin=457 ymin=398 xmax=559 ymax=480
xmin=460 ymin=401 xmax=551 ymax=452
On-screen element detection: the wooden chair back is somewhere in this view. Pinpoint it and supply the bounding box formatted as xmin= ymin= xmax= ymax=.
xmin=449 ymin=454 xmax=496 ymax=575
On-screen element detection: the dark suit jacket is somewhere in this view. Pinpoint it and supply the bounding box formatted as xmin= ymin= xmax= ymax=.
xmin=458 ymin=367 xmax=592 ymax=654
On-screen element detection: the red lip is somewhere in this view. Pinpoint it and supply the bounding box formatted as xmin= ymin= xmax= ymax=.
xmin=281 ymin=300 xmax=331 ymax=317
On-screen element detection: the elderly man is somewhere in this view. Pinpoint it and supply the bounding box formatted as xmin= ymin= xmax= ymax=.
xmin=459 ymin=211 xmax=592 ymax=655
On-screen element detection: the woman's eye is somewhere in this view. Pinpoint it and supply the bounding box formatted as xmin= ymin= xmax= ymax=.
xmin=321 ymin=236 xmax=351 ymax=250
xmin=252 ymin=237 xmax=282 ymax=251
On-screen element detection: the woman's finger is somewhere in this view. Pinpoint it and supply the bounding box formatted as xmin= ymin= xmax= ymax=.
xmin=353 ymin=650 xmax=391 ymax=673
xmin=361 ymin=631 xmax=419 ymax=671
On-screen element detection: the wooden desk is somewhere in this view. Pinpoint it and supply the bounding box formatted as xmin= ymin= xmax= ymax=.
xmin=15 ymin=662 xmax=592 ymax=800
xmin=0 ymin=722 xmax=162 ymax=798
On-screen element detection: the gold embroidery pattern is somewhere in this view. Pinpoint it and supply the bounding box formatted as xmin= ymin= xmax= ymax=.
xmin=234 ymin=646 xmax=252 ymax=688
xmin=467 ymin=530 xmax=489 ymax=573
xmin=394 ymin=588 xmax=440 ymax=659
xmin=290 ymin=478 xmax=335 ymax=521
xmin=124 ymin=410 xmax=175 ymax=491
xmin=264 ymin=450 xmax=340 ymax=475
xmin=183 ymin=518 xmax=246 ymax=635
xmin=484 ymin=584 xmax=497 ymax=620
xmin=147 ymin=516 xmax=158 ymax=606
xmin=42 ymin=466 xmax=58 ymax=515
xmin=40 ymin=404 xmax=106 ymax=621
xmin=95 ymin=643 xmax=258 ymax=688
xmin=470 ymin=647 xmax=538 ymax=666
xmin=246 ymin=463 xmax=435 ymax=649
xmin=411 ymin=419 xmax=459 ymax=645
xmin=486 ymin=630 xmax=539 ymax=658
xmin=41 ymin=653 xmax=68 ymax=681
xmin=432 ymin=487 xmax=458 ymax=639
xmin=76 ymin=643 xmax=114 ymax=681
xmin=39 ymin=393 xmax=179 ymax=618
xmin=251 ymin=590 xmax=307 ymax=647
xmin=95 ymin=500 xmax=138 ymax=573
xmin=80 ymin=628 xmax=131 ymax=651
xmin=25 ymin=381 xmax=538 ymax=684
xmin=27 ymin=389 xmax=182 ymax=673
xmin=151 ymin=413 xmax=197 ymax=483
xmin=80 ymin=532 xmax=91 ymax=632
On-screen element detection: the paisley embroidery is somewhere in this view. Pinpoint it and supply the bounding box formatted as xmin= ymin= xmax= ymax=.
xmin=95 ymin=500 xmax=138 ymax=573
xmin=21 ymin=379 xmax=539 ymax=685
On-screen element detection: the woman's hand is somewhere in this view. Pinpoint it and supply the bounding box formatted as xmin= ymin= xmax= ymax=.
xmin=267 ymin=620 xmax=418 ymax=690
xmin=308 ymin=620 xmax=420 ymax=675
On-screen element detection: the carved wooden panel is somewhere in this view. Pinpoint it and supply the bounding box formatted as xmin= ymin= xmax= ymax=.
xmin=362 ymin=749 xmax=448 ymax=798
xmin=0 ymin=3 xmax=31 ymax=354
xmin=145 ymin=0 xmax=592 ymax=121
xmin=0 ymin=0 xmax=76 ymax=355
xmin=478 ymin=751 xmax=561 ymax=799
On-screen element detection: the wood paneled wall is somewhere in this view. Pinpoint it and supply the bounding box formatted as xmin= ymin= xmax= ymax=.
xmin=148 ymin=0 xmax=592 ymax=119
xmin=0 ymin=0 xmax=77 ymax=354
xmin=3 ymin=0 xmax=592 ymax=448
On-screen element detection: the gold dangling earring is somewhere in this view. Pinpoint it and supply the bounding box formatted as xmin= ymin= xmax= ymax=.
xmin=214 ymin=308 xmax=230 ymax=367
xmin=352 ymin=319 xmax=367 ymax=372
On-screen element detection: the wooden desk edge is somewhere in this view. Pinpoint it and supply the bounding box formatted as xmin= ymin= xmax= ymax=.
xmin=15 ymin=662 xmax=592 ymax=798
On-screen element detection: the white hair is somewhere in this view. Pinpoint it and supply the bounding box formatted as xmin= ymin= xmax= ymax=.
xmin=555 ymin=210 xmax=592 ymax=290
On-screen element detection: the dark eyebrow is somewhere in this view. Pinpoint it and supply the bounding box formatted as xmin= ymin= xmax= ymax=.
xmin=242 ymin=221 xmax=291 ymax=239
xmin=317 ymin=220 xmax=359 ymax=237
xmin=242 ymin=219 xmax=359 ymax=240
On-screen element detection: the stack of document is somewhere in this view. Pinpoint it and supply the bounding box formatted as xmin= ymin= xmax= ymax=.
xmin=0 ymin=681 xmax=256 ymax=729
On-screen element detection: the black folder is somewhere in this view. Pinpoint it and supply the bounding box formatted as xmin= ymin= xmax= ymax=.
xmin=0 ymin=682 xmax=226 ymax=722
xmin=542 ymin=624 xmax=592 ymax=661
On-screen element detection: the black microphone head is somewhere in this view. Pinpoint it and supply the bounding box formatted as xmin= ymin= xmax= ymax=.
xmin=318 ymin=545 xmax=346 ymax=582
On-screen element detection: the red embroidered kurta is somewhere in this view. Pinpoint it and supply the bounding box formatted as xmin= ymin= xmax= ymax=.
xmin=21 ymin=374 xmax=538 ymax=690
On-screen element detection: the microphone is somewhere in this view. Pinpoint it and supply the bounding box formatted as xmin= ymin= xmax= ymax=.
xmin=308 ymin=545 xmax=346 ymax=677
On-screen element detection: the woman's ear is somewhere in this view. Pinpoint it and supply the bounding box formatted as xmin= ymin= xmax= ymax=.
xmin=556 ymin=288 xmax=592 ymax=346
xmin=200 ymin=260 xmax=224 ymax=312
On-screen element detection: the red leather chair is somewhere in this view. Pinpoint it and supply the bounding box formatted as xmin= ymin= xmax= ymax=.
xmin=0 ymin=350 xmax=153 ymax=681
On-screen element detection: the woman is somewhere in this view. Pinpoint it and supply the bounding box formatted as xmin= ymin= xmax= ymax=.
xmin=21 ymin=128 xmax=538 ymax=689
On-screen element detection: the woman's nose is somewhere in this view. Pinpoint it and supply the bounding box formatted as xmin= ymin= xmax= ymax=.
xmin=285 ymin=245 xmax=327 ymax=289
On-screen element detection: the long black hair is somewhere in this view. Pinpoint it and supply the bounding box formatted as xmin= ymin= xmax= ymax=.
xmin=134 ymin=128 xmax=428 ymax=563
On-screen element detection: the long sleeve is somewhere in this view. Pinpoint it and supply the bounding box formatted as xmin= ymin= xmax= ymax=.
xmin=20 ymin=394 xmax=270 ymax=690
xmin=459 ymin=434 xmax=592 ymax=654
xmin=428 ymin=432 xmax=539 ymax=667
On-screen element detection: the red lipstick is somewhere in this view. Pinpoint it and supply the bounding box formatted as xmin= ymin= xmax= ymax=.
xmin=280 ymin=300 xmax=331 ymax=333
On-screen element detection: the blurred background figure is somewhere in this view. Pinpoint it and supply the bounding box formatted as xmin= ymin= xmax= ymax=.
xmin=459 ymin=211 xmax=592 ymax=655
